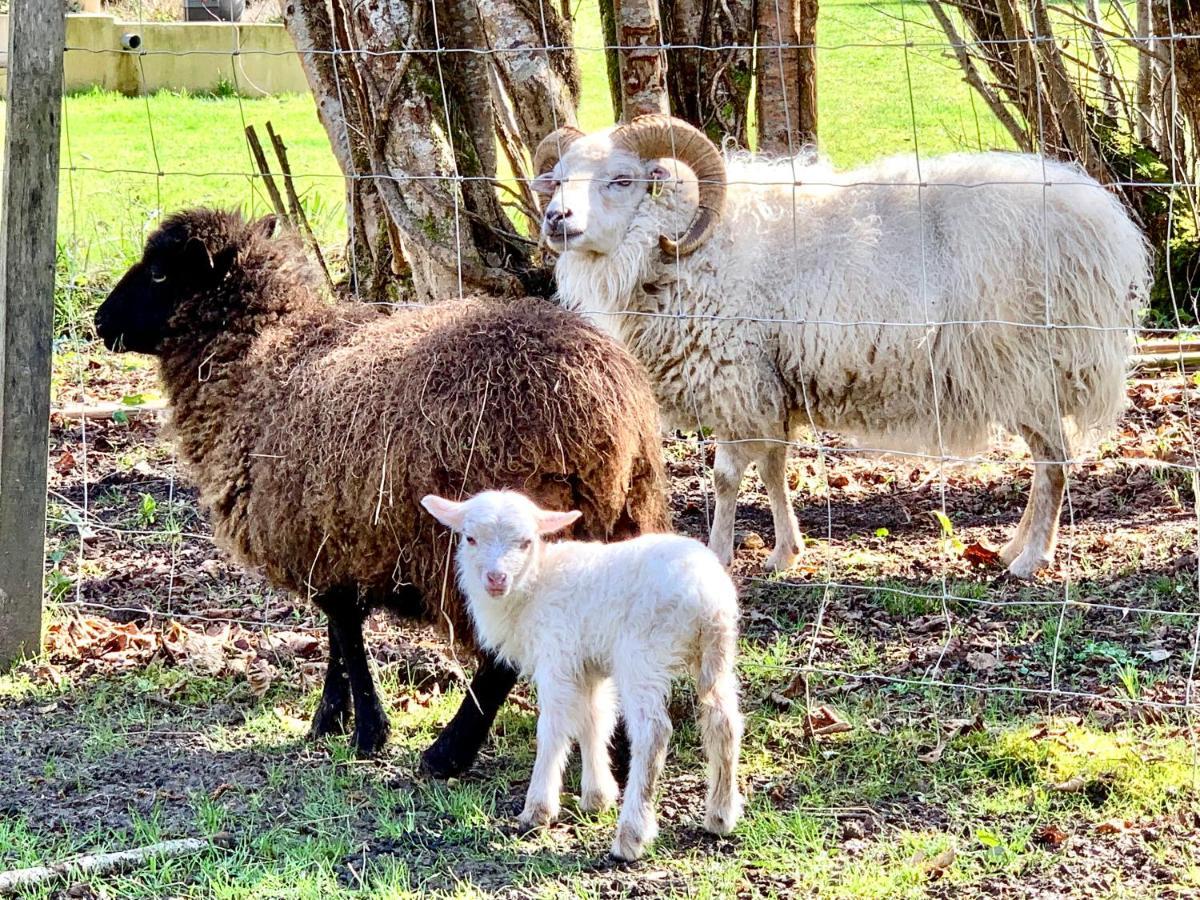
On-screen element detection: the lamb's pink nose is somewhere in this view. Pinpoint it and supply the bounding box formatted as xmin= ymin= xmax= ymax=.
xmin=485 ymin=571 xmax=508 ymax=593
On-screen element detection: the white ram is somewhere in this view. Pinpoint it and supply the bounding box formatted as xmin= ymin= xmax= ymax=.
xmin=533 ymin=116 xmax=1150 ymax=577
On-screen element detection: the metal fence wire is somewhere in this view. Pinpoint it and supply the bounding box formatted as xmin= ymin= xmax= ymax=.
xmin=42 ymin=0 xmax=1200 ymax=755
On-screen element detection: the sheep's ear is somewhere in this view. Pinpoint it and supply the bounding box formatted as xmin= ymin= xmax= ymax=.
xmin=421 ymin=494 xmax=467 ymax=531
xmin=183 ymin=236 xmax=215 ymax=271
xmin=250 ymin=214 xmax=280 ymax=240
xmin=531 ymin=173 xmax=558 ymax=196
xmin=647 ymin=163 xmax=673 ymax=184
xmin=534 ymin=508 xmax=582 ymax=535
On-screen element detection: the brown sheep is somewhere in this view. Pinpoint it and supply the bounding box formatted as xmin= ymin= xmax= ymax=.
xmin=94 ymin=209 xmax=669 ymax=773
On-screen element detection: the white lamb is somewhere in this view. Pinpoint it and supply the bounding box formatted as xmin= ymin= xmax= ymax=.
xmin=532 ymin=115 xmax=1151 ymax=578
xmin=421 ymin=489 xmax=743 ymax=861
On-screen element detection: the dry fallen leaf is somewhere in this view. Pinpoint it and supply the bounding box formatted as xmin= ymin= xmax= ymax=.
xmin=246 ymin=657 xmax=274 ymax=698
xmin=1096 ymin=818 xmax=1134 ymax=835
xmin=966 ymin=651 xmax=999 ymax=672
xmin=1035 ymin=824 xmax=1069 ymax=847
xmin=1049 ymin=775 xmax=1090 ymax=793
xmin=921 ymin=846 xmax=956 ymax=878
xmin=962 ymin=541 xmax=1001 ymax=567
xmin=806 ymin=705 xmax=853 ymax=737
xmin=55 ymin=450 xmax=78 ymax=475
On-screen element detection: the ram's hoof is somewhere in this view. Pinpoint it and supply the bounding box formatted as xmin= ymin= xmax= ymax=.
xmin=350 ymin=719 xmax=391 ymax=758
xmin=420 ymin=742 xmax=474 ymax=779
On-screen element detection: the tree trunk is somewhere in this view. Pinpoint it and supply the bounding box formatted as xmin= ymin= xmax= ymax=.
xmin=754 ymin=0 xmax=818 ymax=151
xmin=614 ymin=0 xmax=670 ymax=119
xmin=282 ymin=0 xmax=578 ymax=302
xmin=661 ymin=0 xmax=755 ymax=146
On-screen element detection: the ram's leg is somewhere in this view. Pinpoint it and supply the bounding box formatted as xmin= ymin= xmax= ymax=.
xmin=578 ymin=676 xmax=619 ymax=814
xmin=709 ymin=441 xmax=754 ymax=567
xmin=314 ymin=589 xmax=390 ymax=757
xmin=1002 ymin=426 xmax=1068 ymax=579
xmin=756 ymin=442 xmax=803 ymax=572
xmin=308 ymin=617 xmax=351 ymax=739
xmin=422 ymin=653 xmax=519 ymax=778
xmin=518 ymin=677 xmax=576 ymax=831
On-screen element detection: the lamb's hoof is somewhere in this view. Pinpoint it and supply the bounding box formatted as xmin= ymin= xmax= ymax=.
xmin=580 ymin=783 xmax=619 ymax=814
xmin=517 ymin=801 xmax=557 ymax=833
xmin=609 ymin=820 xmax=657 ymax=861
xmin=1006 ymin=551 xmax=1052 ymax=579
xmin=350 ymin=717 xmax=391 ymax=758
xmin=704 ymin=796 xmax=743 ymax=836
xmin=764 ymin=545 xmax=801 ymax=573
xmin=308 ymin=702 xmax=351 ymax=740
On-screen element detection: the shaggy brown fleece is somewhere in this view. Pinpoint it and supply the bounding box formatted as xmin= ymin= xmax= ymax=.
xmin=153 ymin=212 xmax=669 ymax=650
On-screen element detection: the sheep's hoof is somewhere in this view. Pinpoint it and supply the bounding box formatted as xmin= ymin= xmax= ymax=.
xmin=580 ymin=783 xmax=619 ymax=814
xmin=1006 ymin=552 xmax=1052 ymax=579
xmin=308 ymin=702 xmax=351 ymax=740
xmin=763 ymin=545 xmax=801 ymax=573
xmin=351 ymin=718 xmax=392 ymax=758
xmin=517 ymin=801 xmax=557 ymax=832
xmin=420 ymin=740 xmax=476 ymax=779
xmin=609 ymin=819 xmax=657 ymax=861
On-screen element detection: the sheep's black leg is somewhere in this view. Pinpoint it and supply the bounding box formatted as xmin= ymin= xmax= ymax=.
xmin=421 ymin=653 xmax=518 ymax=778
xmin=308 ymin=622 xmax=351 ymax=739
xmin=314 ymin=588 xmax=391 ymax=757
xmin=611 ymin=718 xmax=632 ymax=787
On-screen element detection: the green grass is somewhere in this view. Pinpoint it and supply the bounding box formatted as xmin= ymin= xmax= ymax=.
xmin=2 ymin=659 xmax=1197 ymax=898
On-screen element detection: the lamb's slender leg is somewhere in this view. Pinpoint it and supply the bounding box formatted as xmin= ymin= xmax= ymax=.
xmin=1001 ymin=426 xmax=1068 ymax=579
xmin=315 ymin=590 xmax=390 ymax=757
xmin=517 ymin=676 xmax=576 ymax=831
xmin=696 ymin=667 xmax=744 ymax=835
xmin=309 ymin=620 xmax=351 ymax=739
xmin=422 ymin=653 xmax=519 ymax=778
xmin=756 ymin=442 xmax=803 ymax=572
xmin=578 ymin=675 xmax=619 ymax=814
xmin=611 ymin=681 xmax=671 ymax=861
xmin=709 ymin=441 xmax=754 ymax=567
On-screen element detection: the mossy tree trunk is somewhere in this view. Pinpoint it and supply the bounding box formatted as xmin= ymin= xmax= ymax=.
xmin=283 ymin=0 xmax=579 ymax=303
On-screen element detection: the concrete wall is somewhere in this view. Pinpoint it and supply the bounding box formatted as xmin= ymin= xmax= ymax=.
xmin=0 ymin=13 xmax=310 ymax=97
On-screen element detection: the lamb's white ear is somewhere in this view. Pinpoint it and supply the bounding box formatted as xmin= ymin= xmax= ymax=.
xmin=535 ymin=508 xmax=582 ymax=535
xmin=421 ymin=494 xmax=467 ymax=530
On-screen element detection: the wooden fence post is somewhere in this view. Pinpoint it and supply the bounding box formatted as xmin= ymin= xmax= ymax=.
xmin=0 ymin=1 xmax=64 ymax=669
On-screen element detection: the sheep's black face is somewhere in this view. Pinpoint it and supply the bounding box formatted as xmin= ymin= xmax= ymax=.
xmin=94 ymin=210 xmax=262 ymax=355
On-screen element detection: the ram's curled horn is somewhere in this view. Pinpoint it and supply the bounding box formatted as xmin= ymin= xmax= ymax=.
xmin=533 ymin=125 xmax=585 ymax=176
xmin=613 ymin=115 xmax=727 ymax=257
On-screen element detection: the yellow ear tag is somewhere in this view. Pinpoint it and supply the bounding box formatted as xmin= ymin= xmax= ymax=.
xmin=649 ymin=179 xmax=664 ymax=199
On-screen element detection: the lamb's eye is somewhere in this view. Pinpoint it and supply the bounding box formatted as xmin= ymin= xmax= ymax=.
xmin=519 ymin=539 xmax=532 ymax=550
xmin=465 ymin=536 xmax=476 ymax=546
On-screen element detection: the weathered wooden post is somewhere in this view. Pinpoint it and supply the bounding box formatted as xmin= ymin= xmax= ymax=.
xmin=0 ymin=1 xmax=64 ymax=669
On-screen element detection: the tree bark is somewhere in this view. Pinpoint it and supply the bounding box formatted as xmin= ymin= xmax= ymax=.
xmin=661 ymin=0 xmax=755 ymax=145
xmin=755 ymin=0 xmax=818 ymax=151
xmin=283 ymin=0 xmax=578 ymax=302
xmin=614 ymin=0 xmax=670 ymax=119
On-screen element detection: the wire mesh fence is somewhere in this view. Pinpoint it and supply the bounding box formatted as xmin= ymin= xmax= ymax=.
xmin=28 ymin=0 xmax=1200 ymax=820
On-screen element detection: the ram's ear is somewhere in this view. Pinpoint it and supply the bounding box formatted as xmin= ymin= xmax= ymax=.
xmin=531 ymin=173 xmax=558 ymax=196
xmin=249 ymin=213 xmax=280 ymax=241
xmin=534 ymin=508 xmax=582 ymax=536
xmin=421 ymin=494 xmax=468 ymax=531
xmin=647 ymin=163 xmax=673 ymax=184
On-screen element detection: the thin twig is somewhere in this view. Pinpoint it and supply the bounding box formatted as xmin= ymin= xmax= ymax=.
xmin=265 ymin=120 xmax=334 ymax=289
xmin=244 ymin=125 xmax=289 ymax=223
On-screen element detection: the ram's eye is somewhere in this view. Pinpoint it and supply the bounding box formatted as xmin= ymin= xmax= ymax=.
xmin=150 ymin=269 xmax=167 ymax=284
xmin=519 ymin=539 xmax=532 ymax=550
xmin=610 ymin=176 xmax=634 ymax=188
xmin=465 ymin=536 xmax=477 ymax=546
